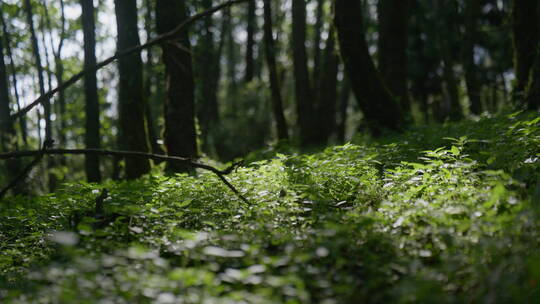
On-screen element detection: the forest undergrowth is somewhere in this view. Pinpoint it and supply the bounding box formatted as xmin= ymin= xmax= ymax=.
xmin=1 ymin=111 xmax=540 ymax=303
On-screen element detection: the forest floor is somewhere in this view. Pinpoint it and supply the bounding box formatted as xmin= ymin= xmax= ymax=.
xmin=1 ymin=111 xmax=540 ymax=303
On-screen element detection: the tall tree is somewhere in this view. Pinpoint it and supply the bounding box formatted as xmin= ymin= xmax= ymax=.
xmin=24 ymin=0 xmax=51 ymax=142
xmin=143 ymin=0 xmax=165 ymax=158
xmin=334 ymin=0 xmax=403 ymax=135
xmin=292 ymin=0 xmax=317 ymax=147
xmin=0 ymin=17 xmax=23 ymax=194
xmin=80 ymin=0 xmax=101 ymax=182
xmin=263 ymin=0 xmax=288 ymax=140
xmin=526 ymin=50 xmax=540 ymax=111
xmin=377 ymin=0 xmax=411 ymax=116
xmin=512 ymin=0 xmax=539 ymax=96
xmin=114 ymin=0 xmax=151 ymax=179
xmin=0 ymin=8 xmax=26 ymax=146
xmin=244 ymin=0 xmax=256 ymax=83
xmin=156 ymin=0 xmax=198 ymax=172
xmin=462 ymin=0 xmax=483 ymax=115
xmin=436 ymin=0 xmax=462 ymax=121
xmin=195 ymin=0 xmax=221 ymax=154
xmin=316 ymin=31 xmax=339 ymax=143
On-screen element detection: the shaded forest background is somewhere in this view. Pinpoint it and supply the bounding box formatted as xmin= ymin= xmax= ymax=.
xmin=0 ymin=0 xmax=539 ymax=194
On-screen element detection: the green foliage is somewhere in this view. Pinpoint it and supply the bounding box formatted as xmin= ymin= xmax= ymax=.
xmin=1 ymin=112 xmax=540 ymax=303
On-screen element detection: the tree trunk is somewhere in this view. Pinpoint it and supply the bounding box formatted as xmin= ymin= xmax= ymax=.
xmin=0 ymin=9 xmax=26 ymax=146
xmin=114 ymin=0 xmax=151 ymax=179
xmin=263 ymin=0 xmax=288 ymax=140
xmin=24 ymin=0 xmax=51 ymax=142
xmin=312 ymin=0 xmax=324 ymax=87
xmin=462 ymin=0 xmax=482 ymax=115
xmin=156 ymin=0 xmax=198 ymax=173
xmin=292 ymin=0 xmax=317 ymax=147
xmin=512 ymin=0 xmax=539 ymax=96
xmin=377 ymin=0 xmax=411 ymax=116
xmin=0 ymin=20 xmax=23 ymax=194
xmin=436 ymin=0 xmax=462 ymax=121
xmin=334 ymin=0 xmax=403 ymax=135
xmin=337 ymin=77 xmax=351 ymax=143
xmin=143 ymin=0 xmax=165 ymax=158
xmin=526 ymin=51 xmax=540 ymax=111
xmin=244 ymin=0 xmax=256 ymax=83
xmin=317 ymin=31 xmax=339 ymax=143
xmin=80 ymin=0 xmax=101 ymax=182
xmin=196 ymin=0 xmax=221 ymax=155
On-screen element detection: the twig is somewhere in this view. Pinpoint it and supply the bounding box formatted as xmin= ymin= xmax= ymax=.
xmin=0 ymin=139 xmax=54 ymax=199
xmin=10 ymin=0 xmax=250 ymax=120
xmin=0 ymin=148 xmax=249 ymax=204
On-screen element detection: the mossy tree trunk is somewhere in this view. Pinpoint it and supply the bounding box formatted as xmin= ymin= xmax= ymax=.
xmin=156 ymin=0 xmax=198 ymax=173
xmin=334 ymin=0 xmax=403 ymax=135
xmin=114 ymin=0 xmax=151 ymax=179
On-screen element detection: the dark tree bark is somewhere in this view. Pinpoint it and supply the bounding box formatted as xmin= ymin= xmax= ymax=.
xmin=0 ymin=20 xmax=23 ymax=194
xmin=292 ymin=0 xmax=317 ymax=147
xmin=80 ymin=0 xmax=101 ymax=182
xmin=196 ymin=0 xmax=221 ymax=154
xmin=317 ymin=32 xmax=339 ymax=143
xmin=512 ymin=0 xmax=539 ymax=96
xmin=337 ymin=77 xmax=351 ymax=143
xmin=263 ymin=0 xmax=288 ymax=140
xmin=436 ymin=0 xmax=462 ymax=121
xmin=143 ymin=0 xmax=165 ymax=158
xmin=334 ymin=0 xmax=403 ymax=135
xmin=312 ymin=0 xmax=324 ymax=86
xmin=0 ymin=9 xmax=26 ymax=146
xmin=526 ymin=51 xmax=540 ymax=111
xmin=462 ymin=0 xmax=482 ymax=115
xmin=244 ymin=0 xmax=256 ymax=82
xmin=156 ymin=0 xmax=198 ymax=173
xmin=377 ymin=0 xmax=411 ymax=116
xmin=114 ymin=0 xmax=151 ymax=179
xmin=24 ymin=0 xmax=52 ymax=142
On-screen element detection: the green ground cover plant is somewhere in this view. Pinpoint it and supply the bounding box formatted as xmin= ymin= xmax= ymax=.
xmin=1 ymin=112 xmax=539 ymax=303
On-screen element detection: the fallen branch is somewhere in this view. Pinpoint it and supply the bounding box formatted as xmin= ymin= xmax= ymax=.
xmin=0 ymin=148 xmax=249 ymax=204
xmin=10 ymin=0 xmax=250 ymax=120
xmin=0 ymin=140 xmax=53 ymax=199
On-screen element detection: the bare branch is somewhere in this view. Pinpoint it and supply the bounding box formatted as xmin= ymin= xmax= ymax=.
xmin=0 ymin=148 xmax=249 ymax=204
xmin=10 ymin=0 xmax=250 ymax=120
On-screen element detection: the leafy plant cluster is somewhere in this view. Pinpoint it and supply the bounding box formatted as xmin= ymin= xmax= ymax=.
xmin=1 ymin=112 xmax=539 ymax=303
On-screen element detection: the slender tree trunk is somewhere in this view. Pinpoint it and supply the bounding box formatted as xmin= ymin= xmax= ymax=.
xmin=526 ymin=51 xmax=540 ymax=111
xmin=334 ymin=0 xmax=403 ymax=135
xmin=156 ymin=0 xmax=198 ymax=173
xmin=263 ymin=0 xmax=288 ymax=140
xmin=81 ymin=0 xmax=101 ymax=182
xmin=377 ymin=0 xmax=411 ymax=116
xmin=312 ymin=0 xmax=324 ymax=87
xmin=512 ymin=0 xmax=539 ymax=96
xmin=436 ymin=0 xmax=462 ymax=121
xmin=114 ymin=0 xmax=151 ymax=179
xmin=462 ymin=0 xmax=482 ymax=115
xmin=0 ymin=20 xmax=23 ymax=195
xmin=143 ymin=0 xmax=165 ymax=158
xmin=244 ymin=0 xmax=256 ymax=83
xmin=24 ymin=0 xmax=52 ymax=142
xmin=292 ymin=0 xmax=317 ymax=147
xmin=337 ymin=77 xmax=350 ymax=143
xmin=317 ymin=32 xmax=339 ymax=143
xmin=196 ymin=0 xmax=221 ymax=155
xmin=0 ymin=9 xmax=26 ymax=146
